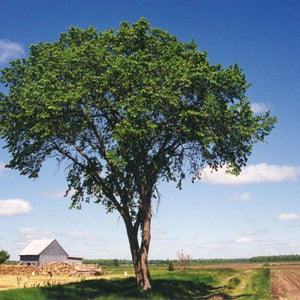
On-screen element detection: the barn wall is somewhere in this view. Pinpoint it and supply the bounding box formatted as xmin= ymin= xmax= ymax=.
xmin=39 ymin=240 xmax=68 ymax=265
xmin=39 ymin=254 xmax=68 ymax=265
xmin=20 ymin=255 xmax=39 ymax=266
xmin=67 ymin=258 xmax=83 ymax=264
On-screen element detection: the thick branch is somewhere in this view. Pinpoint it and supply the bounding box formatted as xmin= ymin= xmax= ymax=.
xmin=51 ymin=140 xmax=124 ymax=213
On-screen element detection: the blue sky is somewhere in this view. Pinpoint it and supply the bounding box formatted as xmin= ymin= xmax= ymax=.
xmin=1 ymin=0 xmax=300 ymax=261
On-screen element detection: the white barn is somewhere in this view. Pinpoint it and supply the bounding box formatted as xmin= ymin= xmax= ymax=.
xmin=19 ymin=239 xmax=83 ymax=266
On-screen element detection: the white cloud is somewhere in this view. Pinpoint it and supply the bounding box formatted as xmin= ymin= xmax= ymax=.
xmin=200 ymin=164 xmax=300 ymax=185
xmin=19 ymin=227 xmax=53 ymax=235
xmin=245 ymin=229 xmax=269 ymax=236
xmin=19 ymin=227 xmax=55 ymax=238
xmin=204 ymin=243 xmax=220 ymax=250
xmin=235 ymin=237 xmax=254 ymax=244
xmin=0 ymin=162 xmax=5 ymax=177
xmin=41 ymin=190 xmax=65 ymax=198
xmin=0 ymin=40 xmax=25 ymax=64
xmin=231 ymin=193 xmax=253 ymax=201
xmin=41 ymin=188 xmax=75 ymax=198
xmin=66 ymin=231 xmax=96 ymax=240
xmin=0 ymin=199 xmax=32 ymax=216
xmin=276 ymin=213 xmax=299 ymax=221
xmin=251 ymin=102 xmax=269 ymax=114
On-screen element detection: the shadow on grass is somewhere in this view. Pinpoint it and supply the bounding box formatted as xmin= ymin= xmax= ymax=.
xmin=40 ymin=277 xmax=254 ymax=299
xmin=0 ymin=278 xmax=255 ymax=300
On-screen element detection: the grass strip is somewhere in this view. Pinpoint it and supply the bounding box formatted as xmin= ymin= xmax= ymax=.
xmin=243 ymin=268 xmax=271 ymax=299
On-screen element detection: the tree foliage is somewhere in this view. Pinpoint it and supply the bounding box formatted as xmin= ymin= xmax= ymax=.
xmin=0 ymin=18 xmax=276 ymax=289
xmin=249 ymin=255 xmax=300 ymax=263
xmin=0 ymin=250 xmax=10 ymax=264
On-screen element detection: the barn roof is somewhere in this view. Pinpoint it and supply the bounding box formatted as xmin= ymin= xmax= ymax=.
xmin=19 ymin=239 xmax=56 ymax=256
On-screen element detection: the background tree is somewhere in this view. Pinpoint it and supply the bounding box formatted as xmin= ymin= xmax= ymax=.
xmin=0 ymin=250 xmax=10 ymax=264
xmin=167 ymin=261 xmax=175 ymax=272
xmin=177 ymin=251 xmax=190 ymax=274
xmin=0 ymin=18 xmax=276 ymax=290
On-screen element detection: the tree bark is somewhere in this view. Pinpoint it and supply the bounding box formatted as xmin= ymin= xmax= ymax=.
xmin=124 ymin=198 xmax=152 ymax=290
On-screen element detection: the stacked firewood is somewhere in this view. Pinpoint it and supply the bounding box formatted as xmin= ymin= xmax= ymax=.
xmin=38 ymin=262 xmax=77 ymax=275
xmin=0 ymin=265 xmax=36 ymax=275
xmin=73 ymin=264 xmax=105 ymax=276
xmin=39 ymin=262 xmax=106 ymax=276
xmin=0 ymin=263 xmax=105 ymax=276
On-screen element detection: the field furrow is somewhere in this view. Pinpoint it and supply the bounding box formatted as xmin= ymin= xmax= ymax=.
xmin=271 ymin=266 xmax=300 ymax=300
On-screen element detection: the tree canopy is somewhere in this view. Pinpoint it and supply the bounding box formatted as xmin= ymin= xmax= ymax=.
xmin=0 ymin=18 xmax=276 ymax=289
xmin=0 ymin=250 xmax=10 ymax=264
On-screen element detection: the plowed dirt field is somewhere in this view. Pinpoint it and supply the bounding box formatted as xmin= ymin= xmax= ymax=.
xmin=271 ymin=265 xmax=300 ymax=300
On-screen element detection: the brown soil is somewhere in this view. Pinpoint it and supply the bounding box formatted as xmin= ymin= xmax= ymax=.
xmin=271 ymin=265 xmax=300 ymax=300
xmin=191 ymin=262 xmax=263 ymax=270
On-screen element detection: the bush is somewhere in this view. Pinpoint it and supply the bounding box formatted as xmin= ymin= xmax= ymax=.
xmin=227 ymin=277 xmax=241 ymax=289
xmin=113 ymin=259 xmax=119 ymax=266
xmin=168 ymin=261 xmax=175 ymax=271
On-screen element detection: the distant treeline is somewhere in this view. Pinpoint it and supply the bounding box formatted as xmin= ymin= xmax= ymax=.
xmin=83 ymin=255 xmax=300 ymax=266
xmin=83 ymin=259 xmax=176 ymax=266
xmin=83 ymin=259 xmax=131 ymax=266
xmin=248 ymin=254 xmax=300 ymax=263
xmin=191 ymin=255 xmax=300 ymax=264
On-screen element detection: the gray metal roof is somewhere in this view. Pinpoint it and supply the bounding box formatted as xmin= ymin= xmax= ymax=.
xmin=19 ymin=239 xmax=55 ymax=256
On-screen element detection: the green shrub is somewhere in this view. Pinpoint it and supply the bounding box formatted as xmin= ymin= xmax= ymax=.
xmin=0 ymin=250 xmax=10 ymax=264
xmin=227 ymin=276 xmax=241 ymax=289
xmin=167 ymin=261 xmax=174 ymax=271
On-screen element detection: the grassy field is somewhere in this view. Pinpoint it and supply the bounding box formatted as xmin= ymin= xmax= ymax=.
xmin=0 ymin=264 xmax=271 ymax=299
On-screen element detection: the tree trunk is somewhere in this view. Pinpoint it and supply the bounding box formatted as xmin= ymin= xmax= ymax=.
xmin=124 ymin=200 xmax=152 ymax=290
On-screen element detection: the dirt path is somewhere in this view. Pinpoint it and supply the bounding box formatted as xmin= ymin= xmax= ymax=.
xmin=271 ymin=266 xmax=300 ymax=300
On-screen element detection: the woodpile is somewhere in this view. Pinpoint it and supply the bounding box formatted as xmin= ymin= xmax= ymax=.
xmin=0 ymin=265 xmax=36 ymax=275
xmin=39 ymin=262 xmax=77 ymax=276
xmin=74 ymin=264 xmax=104 ymax=276
xmin=0 ymin=263 xmax=105 ymax=276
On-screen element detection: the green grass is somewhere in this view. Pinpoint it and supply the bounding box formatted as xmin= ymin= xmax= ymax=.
xmin=243 ymin=268 xmax=271 ymax=299
xmin=0 ymin=267 xmax=271 ymax=300
xmin=0 ymin=277 xmax=213 ymax=300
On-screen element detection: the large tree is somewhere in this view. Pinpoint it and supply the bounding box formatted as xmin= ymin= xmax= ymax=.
xmin=0 ymin=19 xmax=275 ymax=290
